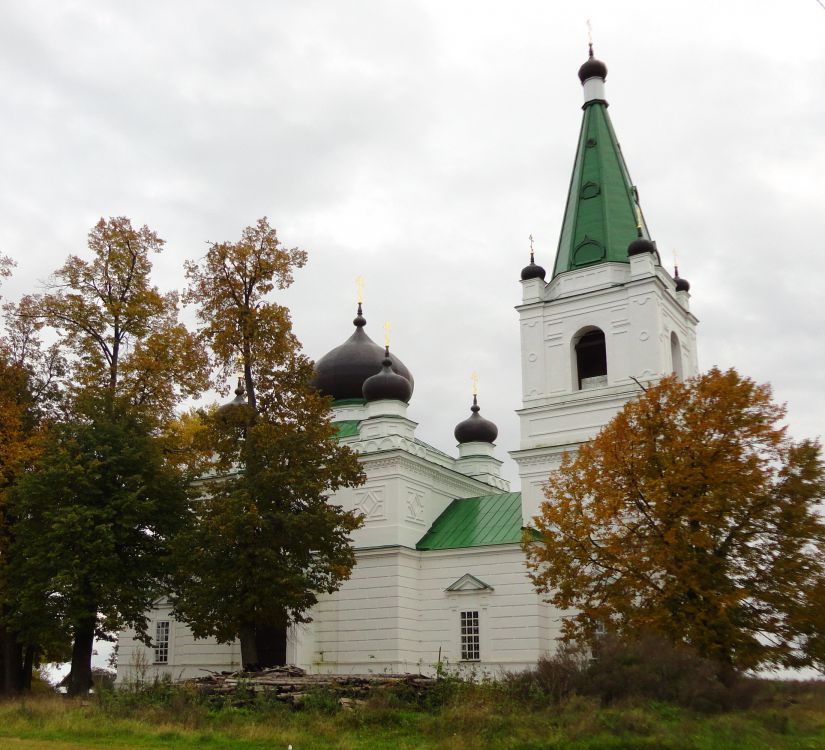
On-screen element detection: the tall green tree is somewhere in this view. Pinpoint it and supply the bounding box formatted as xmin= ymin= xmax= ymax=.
xmin=11 ymin=394 xmax=190 ymax=694
xmin=524 ymin=368 xmax=825 ymax=671
xmin=16 ymin=217 xmax=208 ymax=694
xmin=174 ymin=218 xmax=364 ymax=669
xmin=0 ymin=263 xmax=68 ymax=694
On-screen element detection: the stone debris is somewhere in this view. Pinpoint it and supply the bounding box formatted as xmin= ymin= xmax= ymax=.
xmin=188 ymin=665 xmax=438 ymax=706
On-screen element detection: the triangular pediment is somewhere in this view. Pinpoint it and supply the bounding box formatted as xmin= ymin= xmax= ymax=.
xmin=445 ymin=573 xmax=494 ymax=593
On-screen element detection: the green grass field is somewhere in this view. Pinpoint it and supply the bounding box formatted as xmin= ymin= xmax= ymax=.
xmin=1 ymin=681 xmax=825 ymax=750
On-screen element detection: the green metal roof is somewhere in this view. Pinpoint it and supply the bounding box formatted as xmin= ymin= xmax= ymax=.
xmin=416 ymin=492 xmax=524 ymax=550
xmin=334 ymin=420 xmax=360 ymax=439
xmin=553 ymin=100 xmax=651 ymax=278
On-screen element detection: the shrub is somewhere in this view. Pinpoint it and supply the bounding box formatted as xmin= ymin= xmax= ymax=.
xmin=508 ymin=633 xmax=762 ymax=712
xmin=580 ymin=632 xmax=761 ymax=711
xmin=503 ymin=643 xmax=588 ymax=705
xmin=300 ymin=687 xmax=341 ymax=715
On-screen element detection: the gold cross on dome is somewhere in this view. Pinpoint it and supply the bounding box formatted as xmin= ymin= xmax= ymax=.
xmin=384 ymin=320 xmax=391 ymax=347
xmin=471 ymin=371 xmax=479 ymax=396
xmin=587 ymin=19 xmax=593 ymax=46
xmin=355 ymin=276 xmax=364 ymax=304
xmin=529 ymin=234 xmax=534 ymax=253
xmin=635 ymin=205 xmax=643 ymax=231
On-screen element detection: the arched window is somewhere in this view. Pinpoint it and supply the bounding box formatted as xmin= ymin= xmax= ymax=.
xmin=670 ymin=332 xmax=684 ymax=381
xmin=574 ymin=328 xmax=607 ymax=390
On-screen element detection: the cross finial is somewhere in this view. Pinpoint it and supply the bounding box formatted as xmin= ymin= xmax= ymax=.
xmin=383 ymin=320 xmax=391 ymax=348
xmin=355 ymin=276 xmax=364 ymax=304
xmin=529 ymin=234 xmax=535 ymax=263
xmin=587 ymin=19 xmax=593 ymax=55
xmin=634 ymin=205 xmax=643 ymax=236
xmin=471 ymin=371 xmax=479 ymax=397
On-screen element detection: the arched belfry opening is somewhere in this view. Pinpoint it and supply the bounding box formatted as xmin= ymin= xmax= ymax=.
xmin=573 ymin=328 xmax=607 ymax=390
xmin=670 ymin=331 xmax=684 ymax=381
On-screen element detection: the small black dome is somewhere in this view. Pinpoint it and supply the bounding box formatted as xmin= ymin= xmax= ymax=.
xmin=216 ymin=377 xmax=251 ymax=422
xmin=628 ymin=236 xmax=656 ymax=256
xmin=578 ymin=44 xmax=608 ymax=83
xmin=363 ymin=347 xmax=413 ymax=403
xmin=454 ymin=395 xmax=498 ymax=444
xmin=674 ymin=267 xmax=691 ymax=292
xmin=521 ymin=252 xmax=546 ymax=281
xmin=311 ymin=304 xmax=414 ymax=402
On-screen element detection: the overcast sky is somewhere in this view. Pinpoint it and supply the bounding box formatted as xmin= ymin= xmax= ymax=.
xmin=1 ymin=1 xmax=824 ymax=488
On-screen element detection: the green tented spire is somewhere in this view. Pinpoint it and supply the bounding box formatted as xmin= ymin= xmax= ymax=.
xmin=552 ymin=48 xmax=651 ymax=278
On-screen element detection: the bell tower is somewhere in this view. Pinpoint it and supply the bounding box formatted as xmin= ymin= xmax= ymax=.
xmin=512 ymin=47 xmax=699 ymax=525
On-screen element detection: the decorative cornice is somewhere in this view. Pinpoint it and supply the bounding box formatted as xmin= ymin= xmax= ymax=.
xmin=362 ymin=453 xmax=505 ymax=495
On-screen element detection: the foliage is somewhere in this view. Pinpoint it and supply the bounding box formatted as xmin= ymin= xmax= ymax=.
xmin=9 ymin=394 xmax=190 ymax=677
xmin=581 ymin=633 xmax=759 ymax=711
xmin=173 ymin=218 xmax=364 ymax=668
xmin=524 ymin=368 xmax=825 ymax=671
xmin=36 ymin=216 xmax=207 ymax=419
xmin=503 ymin=635 xmax=759 ymax=712
xmin=503 ymin=644 xmax=588 ymax=706
xmin=0 ymin=265 xmax=68 ymax=693
xmin=3 ymin=678 xmax=825 ymax=750
xmin=183 ymin=216 xmax=307 ymax=399
xmin=9 ymin=217 xmax=207 ymax=695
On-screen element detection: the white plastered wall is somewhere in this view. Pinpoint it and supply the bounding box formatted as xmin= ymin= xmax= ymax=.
xmin=513 ymin=257 xmax=698 ymax=524
xmin=117 ymin=544 xmax=564 ymax=682
xmin=116 ymin=599 xmax=241 ymax=684
xmin=294 ymin=545 xmax=562 ymax=676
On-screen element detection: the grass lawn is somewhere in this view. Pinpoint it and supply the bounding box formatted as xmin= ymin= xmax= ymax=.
xmin=1 ymin=682 xmax=825 ymax=750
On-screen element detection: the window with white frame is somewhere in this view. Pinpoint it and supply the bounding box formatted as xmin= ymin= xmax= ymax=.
xmin=154 ymin=620 xmax=170 ymax=664
xmin=460 ymin=610 xmax=480 ymax=661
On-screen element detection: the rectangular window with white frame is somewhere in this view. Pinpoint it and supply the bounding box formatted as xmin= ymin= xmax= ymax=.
xmin=154 ymin=620 xmax=170 ymax=664
xmin=460 ymin=610 xmax=480 ymax=661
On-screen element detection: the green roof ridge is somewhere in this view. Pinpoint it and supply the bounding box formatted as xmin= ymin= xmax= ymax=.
xmin=332 ymin=398 xmax=366 ymax=406
xmin=417 ymin=492 xmax=523 ymax=550
xmin=333 ymin=420 xmax=360 ymax=439
xmin=553 ymin=101 xmax=651 ymax=278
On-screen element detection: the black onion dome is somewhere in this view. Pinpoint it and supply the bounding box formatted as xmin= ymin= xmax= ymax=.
xmin=216 ymin=377 xmax=250 ymax=422
xmin=454 ymin=395 xmax=498 ymax=444
xmin=311 ymin=304 xmax=414 ymax=402
xmin=628 ymin=235 xmax=656 ymax=256
xmin=521 ymin=251 xmax=546 ymax=281
xmin=578 ymin=44 xmax=608 ymax=83
xmin=674 ymin=267 xmax=691 ymax=292
xmin=362 ymin=347 xmax=413 ymax=403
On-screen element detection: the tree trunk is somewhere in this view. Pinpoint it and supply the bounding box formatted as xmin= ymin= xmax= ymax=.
xmin=239 ymin=622 xmax=258 ymax=671
xmin=243 ymin=355 xmax=257 ymax=416
xmin=0 ymin=624 xmax=23 ymax=694
xmin=67 ymin=616 xmax=95 ymax=696
xmin=22 ymin=645 xmax=35 ymax=690
xmin=255 ymin=623 xmax=287 ymax=668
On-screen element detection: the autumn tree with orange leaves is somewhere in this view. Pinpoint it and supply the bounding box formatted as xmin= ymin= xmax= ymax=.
xmin=524 ymin=368 xmax=825 ymax=671
xmin=0 ymin=259 xmax=67 ymax=693
xmin=11 ymin=219 xmax=209 ymax=696
xmin=172 ymin=218 xmax=364 ymax=671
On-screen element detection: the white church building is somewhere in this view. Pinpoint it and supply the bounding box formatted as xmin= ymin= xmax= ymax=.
xmin=117 ymin=47 xmax=698 ymax=681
